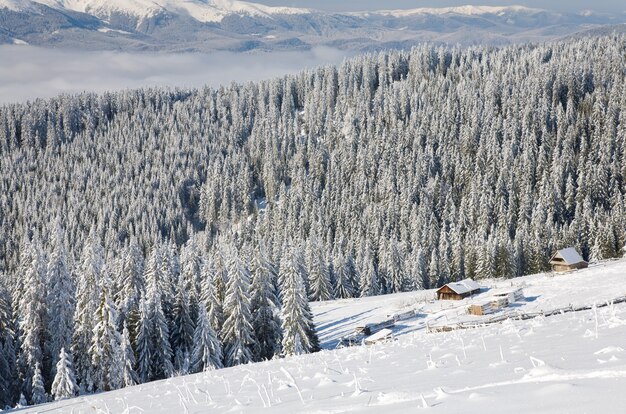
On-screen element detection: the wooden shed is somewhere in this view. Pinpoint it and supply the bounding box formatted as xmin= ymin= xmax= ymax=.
xmin=436 ymin=279 xmax=481 ymax=300
xmin=493 ymin=287 xmax=524 ymax=303
xmin=549 ymin=248 xmax=588 ymax=272
xmin=468 ymin=300 xmax=495 ymax=316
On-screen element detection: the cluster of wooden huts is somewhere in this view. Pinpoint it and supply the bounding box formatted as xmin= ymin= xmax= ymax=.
xmin=341 ymin=247 xmax=590 ymax=347
xmin=434 ymin=247 xmax=588 ymax=315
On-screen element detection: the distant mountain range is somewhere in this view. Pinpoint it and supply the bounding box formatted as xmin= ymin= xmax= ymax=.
xmin=0 ymin=0 xmax=623 ymax=52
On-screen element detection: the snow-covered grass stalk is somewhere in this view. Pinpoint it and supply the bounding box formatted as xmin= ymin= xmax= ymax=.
xmin=280 ymin=367 xmax=305 ymax=404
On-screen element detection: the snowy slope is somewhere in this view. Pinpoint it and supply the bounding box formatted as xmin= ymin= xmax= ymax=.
xmin=313 ymin=259 xmax=626 ymax=348
xmin=23 ymin=259 xmax=626 ymax=413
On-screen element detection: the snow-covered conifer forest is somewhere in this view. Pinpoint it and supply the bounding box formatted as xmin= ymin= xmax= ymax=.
xmin=0 ymin=34 xmax=625 ymax=408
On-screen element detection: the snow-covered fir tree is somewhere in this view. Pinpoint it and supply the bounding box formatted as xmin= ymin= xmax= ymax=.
xmin=89 ymin=270 xmax=122 ymax=392
xmin=119 ymin=323 xmax=138 ymax=388
xmin=16 ymin=241 xmax=47 ymax=400
xmin=191 ymin=306 xmax=223 ymax=372
xmin=249 ymin=247 xmax=282 ymax=360
xmin=171 ymin=273 xmax=194 ymax=374
xmin=279 ymin=249 xmax=320 ymax=356
xmin=51 ymin=348 xmax=78 ymax=401
xmin=46 ymin=223 xmax=75 ymax=379
xmin=222 ymin=249 xmax=256 ymax=366
xmin=72 ymin=235 xmax=104 ymax=393
xmin=134 ymin=296 xmax=152 ymax=384
xmin=30 ymin=363 xmax=47 ymax=405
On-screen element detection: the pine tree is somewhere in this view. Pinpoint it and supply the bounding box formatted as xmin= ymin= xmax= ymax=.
xmin=222 ymin=250 xmax=255 ymax=367
xmin=250 ymin=249 xmax=282 ymax=361
xmin=359 ymin=251 xmax=379 ymax=297
xmin=412 ymin=249 xmax=428 ymax=290
xmin=51 ymin=348 xmax=78 ymax=401
xmin=191 ymin=307 xmax=223 ymax=372
xmin=279 ymin=250 xmax=320 ymax=356
xmin=148 ymin=292 xmax=174 ymax=380
xmin=46 ymin=223 xmax=75 ymax=379
xmin=17 ymin=242 xmax=47 ymax=400
xmin=119 ymin=323 xmax=138 ymax=388
xmin=333 ymin=255 xmax=354 ymax=299
xmin=89 ymin=271 xmax=122 ymax=392
xmin=144 ymin=245 xmax=174 ymax=381
xmin=387 ymin=240 xmax=407 ymax=293
xmin=200 ymin=260 xmax=224 ymax=340
xmin=171 ymin=274 xmax=194 ymax=374
xmin=72 ymin=236 xmax=104 ymax=392
xmin=134 ymin=297 xmax=151 ymax=384
xmin=306 ymin=238 xmax=333 ymax=301
xmin=31 ymin=363 xmax=47 ymax=405
xmin=0 ymin=280 xmax=17 ymax=408
xmin=114 ymin=238 xmax=144 ymax=327
xmin=180 ymin=237 xmax=203 ymax=312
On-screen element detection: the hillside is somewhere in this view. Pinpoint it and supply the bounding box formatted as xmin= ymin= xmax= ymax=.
xmin=1 ymin=35 xmax=625 ymax=409
xmin=0 ymin=1 xmax=622 ymax=51
xmin=22 ymin=259 xmax=626 ymax=413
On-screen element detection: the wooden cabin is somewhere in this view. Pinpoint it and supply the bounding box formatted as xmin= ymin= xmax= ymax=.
xmin=436 ymin=278 xmax=481 ymax=300
xmin=549 ymin=248 xmax=588 ymax=272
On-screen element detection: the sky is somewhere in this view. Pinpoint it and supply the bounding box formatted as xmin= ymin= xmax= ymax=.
xmin=261 ymin=0 xmax=625 ymax=14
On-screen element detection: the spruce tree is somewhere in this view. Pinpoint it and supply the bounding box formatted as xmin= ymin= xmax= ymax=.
xmin=72 ymin=236 xmax=104 ymax=393
xmin=171 ymin=274 xmax=194 ymax=374
xmin=222 ymin=251 xmax=255 ymax=367
xmin=89 ymin=271 xmax=122 ymax=392
xmin=31 ymin=363 xmax=47 ymax=405
xmin=250 ymin=249 xmax=282 ymax=361
xmin=46 ymin=223 xmax=75 ymax=379
xmin=17 ymin=242 xmax=47 ymax=400
xmin=191 ymin=307 xmax=223 ymax=372
xmin=333 ymin=255 xmax=354 ymax=299
xmin=200 ymin=260 xmax=224 ymax=340
xmin=0 ymin=280 xmax=17 ymax=407
xmin=114 ymin=238 xmax=144 ymax=327
xmin=279 ymin=250 xmax=320 ymax=356
xmin=134 ymin=297 xmax=151 ymax=384
xmin=51 ymin=348 xmax=78 ymax=401
xmin=119 ymin=323 xmax=138 ymax=388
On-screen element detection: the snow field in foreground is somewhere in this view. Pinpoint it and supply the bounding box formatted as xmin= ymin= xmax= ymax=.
xmin=23 ymin=259 xmax=626 ymax=413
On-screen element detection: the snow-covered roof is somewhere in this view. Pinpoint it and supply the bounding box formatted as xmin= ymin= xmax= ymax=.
xmin=550 ymin=247 xmax=586 ymax=265
xmin=364 ymin=328 xmax=393 ymax=343
xmin=468 ymin=299 xmax=493 ymax=307
xmin=439 ymin=278 xmax=481 ymax=295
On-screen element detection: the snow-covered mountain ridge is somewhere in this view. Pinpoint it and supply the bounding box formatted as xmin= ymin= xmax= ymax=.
xmin=33 ymin=0 xmax=311 ymax=22
xmin=353 ymin=4 xmax=542 ymax=18
xmin=0 ymin=1 xmax=540 ymax=23
xmin=23 ymin=258 xmax=626 ymax=413
xmin=0 ymin=1 xmax=622 ymax=52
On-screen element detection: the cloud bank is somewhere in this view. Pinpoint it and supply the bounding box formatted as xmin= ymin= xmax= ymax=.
xmin=0 ymin=46 xmax=349 ymax=104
